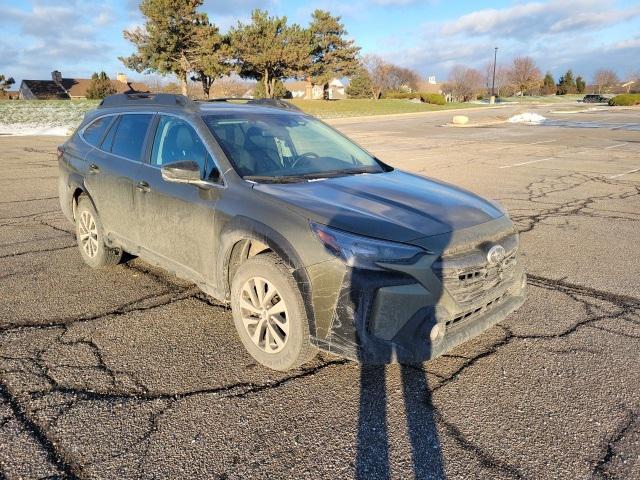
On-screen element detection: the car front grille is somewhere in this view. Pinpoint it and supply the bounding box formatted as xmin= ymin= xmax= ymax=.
xmin=433 ymin=232 xmax=519 ymax=308
xmin=445 ymin=292 xmax=509 ymax=330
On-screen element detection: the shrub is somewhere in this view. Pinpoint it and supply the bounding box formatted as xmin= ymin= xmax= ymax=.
xmin=608 ymin=93 xmax=640 ymax=106
xmin=381 ymin=91 xmax=446 ymax=105
xmin=421 ymin=93 xmax=446 ymax=105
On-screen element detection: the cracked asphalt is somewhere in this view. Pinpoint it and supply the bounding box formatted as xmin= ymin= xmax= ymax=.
xmin=0 ymin=104 xmax=639 ymax=479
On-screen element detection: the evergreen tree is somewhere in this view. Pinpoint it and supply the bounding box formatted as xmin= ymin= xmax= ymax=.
xmin=541 ymin=72 xmax=556 ymax=95
xmin=120 ymin=0 xmax=223 ymax=96
xmin=557 ymin=69 xmax=577 ymax=95
xmin=230 ymin=10 xmax=310 ymax=99
xmin=576 ymin=76 xmax=586 ymax=94
xmin=86 ymin=72 xmax=117 ymax=99
xmin=307 ymin=10 xmax=360 ymax=99
xmin=189 ymin=20 xmax=231 ymax=98
xmin=345 ymin=69 xmax=374 ymax=98
xmin=253 ymin=79 xmax=289 ymax=98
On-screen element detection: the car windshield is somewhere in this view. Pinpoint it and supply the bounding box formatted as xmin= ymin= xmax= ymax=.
xmin=202 ymin=111 xmax=386 ymax=182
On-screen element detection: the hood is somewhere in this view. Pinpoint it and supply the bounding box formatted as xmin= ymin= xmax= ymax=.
xmin=254 ymin=170 xmax=504 ymax=242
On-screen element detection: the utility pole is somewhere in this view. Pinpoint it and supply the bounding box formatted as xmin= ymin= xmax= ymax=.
xmin=491 ymin=47 xmax=498 ymax=99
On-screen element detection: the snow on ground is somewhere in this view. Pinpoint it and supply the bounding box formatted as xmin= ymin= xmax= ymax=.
xmin=507 ymin=112 xmax=547 ymax=124
xmin=0 ymin=99 xmax=98 ymax=136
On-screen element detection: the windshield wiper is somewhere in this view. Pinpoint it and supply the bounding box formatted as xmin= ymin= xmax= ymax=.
xmin=244 ymin=175 xmax=308 ymax=184
xmin=302 ymin=167 xmax=382 ymax=178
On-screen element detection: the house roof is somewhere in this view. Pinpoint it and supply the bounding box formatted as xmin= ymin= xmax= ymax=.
xmin=21 ymin=78 xmax=150 ymax=99
xmin=21 ymin=80 xmax=68 ymax=99
xmin=60 ymin=78 xmax=150 ymax=97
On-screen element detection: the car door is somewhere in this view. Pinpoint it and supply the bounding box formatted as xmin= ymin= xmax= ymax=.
xmin=134 ymin=114 xmax=222 ymax=282
xmin=84 ymin=113 xmax=153 ymax=243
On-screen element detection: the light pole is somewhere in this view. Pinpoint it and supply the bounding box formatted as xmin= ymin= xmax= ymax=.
xmin=491 ymin=47 xmax=498 ymax=99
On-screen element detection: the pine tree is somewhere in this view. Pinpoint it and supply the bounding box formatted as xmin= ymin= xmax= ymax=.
xmin=541 ymin=72 xmax=555 ymax=95
xmin=345 ymin=70 xmax=374 ymax=98
xmin=86 ymin=72 xmax=117 ymax=99
xmin=576 ymin=76 xmax=586 ymax=94
xmin=253 ymin=79 xmax=289 ymax=98
xmin=230 ymin=10 xmax=311 ymax=99
xmin=307 ymin=10 xmax=360 ymax=99
xmin=120 ymin=0 xmax=224 ymax=97
xmin=557 ymin=69 xmax=577 ymax=95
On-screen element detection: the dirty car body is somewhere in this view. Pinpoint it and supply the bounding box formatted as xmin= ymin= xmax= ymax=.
xmin=58 ymin=94 xmax=525 ymax=367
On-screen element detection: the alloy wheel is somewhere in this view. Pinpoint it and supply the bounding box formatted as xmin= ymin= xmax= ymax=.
xmin=239 ymin=276 xmax=289 ymax=353
xmin=78 ymin=210 xmax=99 ymax=258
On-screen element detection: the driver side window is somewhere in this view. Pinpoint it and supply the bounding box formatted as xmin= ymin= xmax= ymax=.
xmin=151 ymin=116 xmax=207 ymax=176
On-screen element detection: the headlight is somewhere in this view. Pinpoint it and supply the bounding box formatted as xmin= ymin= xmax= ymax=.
xmin=310 ymin=222 xmax=425 ymax=271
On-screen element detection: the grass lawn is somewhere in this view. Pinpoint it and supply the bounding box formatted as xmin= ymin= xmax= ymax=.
xmin=288 ymin=99 xmax=483 ymax=118
xmin=510 ymin=94 xmax=585 ymax=104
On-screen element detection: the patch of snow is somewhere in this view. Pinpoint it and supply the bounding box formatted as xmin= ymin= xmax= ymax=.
xmin=507 ymin=112 xmax=547 ymax=124
xmin=0 ymin=124 xmax=72 ymax=136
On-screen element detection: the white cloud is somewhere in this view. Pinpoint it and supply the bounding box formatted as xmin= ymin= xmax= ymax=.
xmin=440 ymin=0 xmax=640 ymax=39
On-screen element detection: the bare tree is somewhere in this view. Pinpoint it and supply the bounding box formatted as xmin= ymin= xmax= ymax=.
xmin=625 ymin=70 xmax=640 ymax=93
xmin=508 ymin=56 xmax=541 ymax=96
xmin=445 ymin=65 xmax=483 ymax=102
xmin=359 ymin=54 xmax=422 ymax=98
xmin=362 ymin=54 xmax=392 ymax=99
xmin=211 ymin=76 xmax=252 ymax=97
xmin=593 ymin=69 xmax=620 ymax=94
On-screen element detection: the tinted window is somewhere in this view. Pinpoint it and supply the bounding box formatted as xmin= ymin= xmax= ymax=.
xmin=151 ymin=116 xmax=207 ymax=175
xmin=110 ymin=114 xmax=153 ymax=161
xmin=82 ymin=116 xmax=112 ymax=146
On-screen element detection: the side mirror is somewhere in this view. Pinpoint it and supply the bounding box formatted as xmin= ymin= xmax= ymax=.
xmin=161 ymin=161 xmax=201 ymax=184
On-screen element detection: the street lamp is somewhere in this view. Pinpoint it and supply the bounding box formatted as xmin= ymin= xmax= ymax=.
xmin=491 ymin=47 xmax=498 ymax=99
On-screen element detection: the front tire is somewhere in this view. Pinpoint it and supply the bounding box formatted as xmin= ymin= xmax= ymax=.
xmin=75 ymin=195 xmax=122 ymax=268
xmin=230 ymin=253 xmax=316 ymax=371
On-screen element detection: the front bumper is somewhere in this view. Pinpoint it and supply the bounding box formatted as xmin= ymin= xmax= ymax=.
xmin=308 ymin=219 xmax=525 ymax=364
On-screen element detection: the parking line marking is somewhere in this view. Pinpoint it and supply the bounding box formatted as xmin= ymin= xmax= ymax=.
xmin=604 ymin=143 xmax=627 ymax=150
xmin=499 ymin=157 xmax=554 ymax=169
xmin=497 ymin=139 xmax=556 ymax=150
xmin=611 ymin=123 xmax=638 ymax=130
xmin=609 ymin=168 xmax=640 ymax=179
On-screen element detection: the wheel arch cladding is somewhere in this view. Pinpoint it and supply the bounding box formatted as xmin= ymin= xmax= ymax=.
xmin=218 ymin=216 xmax=317 ymax=337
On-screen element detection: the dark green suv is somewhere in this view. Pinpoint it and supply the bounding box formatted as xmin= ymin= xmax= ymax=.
xmin=58 ymin=93 xmax=525 ymax=371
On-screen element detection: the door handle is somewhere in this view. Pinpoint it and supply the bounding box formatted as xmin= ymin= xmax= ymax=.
xmin=89 ymin=163 xmax=100 ymax=173
xmin=136 ymin=181 xmax=150 ymax=193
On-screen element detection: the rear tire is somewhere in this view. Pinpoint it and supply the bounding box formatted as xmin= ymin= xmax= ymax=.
xmin=231 ymin=253 xmax=316 ymax=371
xmin=75 ymin=195 xmax=122 ymax=268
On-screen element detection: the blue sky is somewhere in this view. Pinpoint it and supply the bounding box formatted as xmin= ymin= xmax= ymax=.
xmin=1 ymin=0 xmax=639 ymax=86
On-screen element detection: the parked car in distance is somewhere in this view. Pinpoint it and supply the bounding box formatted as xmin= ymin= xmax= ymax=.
xmin=582 ymin=94 xmax=610 ymax=103
xmin=58 ymin=93 xmax=526 ymax=371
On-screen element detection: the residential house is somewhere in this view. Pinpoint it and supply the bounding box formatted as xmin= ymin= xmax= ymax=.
xmin=284 ymin=78 xmax=346 ymax=100
xmin=19 ymin=71 xmax=149 ymax=100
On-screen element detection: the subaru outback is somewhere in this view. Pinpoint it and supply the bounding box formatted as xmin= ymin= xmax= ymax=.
xmin=58 ymin=93 xmax=525 ymax=371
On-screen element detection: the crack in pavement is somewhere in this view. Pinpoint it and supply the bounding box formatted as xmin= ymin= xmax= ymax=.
xmin=503 ymin=172 xmax=640 ymax=233
xmin=0 ymin=381 xmax=79 ymax=479
xmin=592 ymin=408 xmax=639 ymax=479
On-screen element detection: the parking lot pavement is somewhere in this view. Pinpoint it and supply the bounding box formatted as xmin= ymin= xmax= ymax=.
xmin=0 ymin=105 xmax=639 ymax=479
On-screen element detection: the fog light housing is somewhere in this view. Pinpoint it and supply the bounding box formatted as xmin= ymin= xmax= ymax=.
xmin=430 ymin=322 xmax=445 ymax=342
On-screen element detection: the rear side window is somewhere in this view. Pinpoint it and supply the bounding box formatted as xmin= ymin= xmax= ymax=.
xmin=82 ymin=116 xmax=112 ymax=146
xmin=108 ymin=114 xmax=153 ymax=161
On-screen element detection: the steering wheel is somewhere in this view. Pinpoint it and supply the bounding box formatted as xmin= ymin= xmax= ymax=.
xmin=291 ymin=152 xmax=319 ymax=168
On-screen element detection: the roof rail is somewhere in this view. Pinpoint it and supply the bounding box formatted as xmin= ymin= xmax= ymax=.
xmin=199 ymin=97 xmax=302 ymax=112
xmin=98 ymin=93 xmax=193 ymax=109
